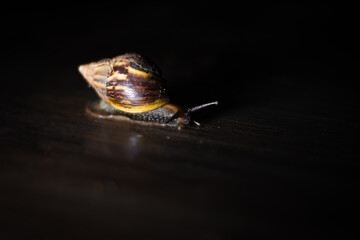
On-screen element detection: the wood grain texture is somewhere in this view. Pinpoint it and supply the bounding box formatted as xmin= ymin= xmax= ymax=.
xmin=1 ymin=81 xmax=358 ymax=239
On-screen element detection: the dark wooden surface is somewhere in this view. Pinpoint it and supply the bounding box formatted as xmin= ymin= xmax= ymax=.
xmin=1 ymin=3 xmax=359 ymax=239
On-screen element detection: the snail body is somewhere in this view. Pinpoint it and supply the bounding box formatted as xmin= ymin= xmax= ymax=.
xmin=79 ymin=53 xmax=217 ymax=127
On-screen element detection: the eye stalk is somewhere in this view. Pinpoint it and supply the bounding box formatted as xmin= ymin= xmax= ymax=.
xmin=188 ymin=101 xmax=218 ymax=126
xmin=168 ymin=101 xmax=218 ymax=128
xmin=189 ymin=101 xmax=218 ymax=113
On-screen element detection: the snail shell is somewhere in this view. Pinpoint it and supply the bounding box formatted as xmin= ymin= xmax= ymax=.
xmin=79 ymin=53 xmax=217 ymax=127
xmin=79 ymin=53 xmax=169 ymax=113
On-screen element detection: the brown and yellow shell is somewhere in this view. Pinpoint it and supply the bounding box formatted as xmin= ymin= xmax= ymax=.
xmin=79 ymin=53 xmax=170 ymax=113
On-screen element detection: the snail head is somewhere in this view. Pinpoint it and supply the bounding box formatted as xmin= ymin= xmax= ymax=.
xmin=166 ymin=101 xmax=218 ymax=127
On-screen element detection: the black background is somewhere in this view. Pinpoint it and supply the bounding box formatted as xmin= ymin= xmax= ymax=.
xmin=1 ymin=2 xmax=359 ymax=239
xmin=3 ymin=3 xmax=359 ymax=101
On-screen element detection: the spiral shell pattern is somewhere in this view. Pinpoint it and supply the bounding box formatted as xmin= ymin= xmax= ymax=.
xmin=79 ymin=53 xmax=170 ymax=113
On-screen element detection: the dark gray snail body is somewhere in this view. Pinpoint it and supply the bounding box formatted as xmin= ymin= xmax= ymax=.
xmin=79 ymin=53 xmax=217 ymax=127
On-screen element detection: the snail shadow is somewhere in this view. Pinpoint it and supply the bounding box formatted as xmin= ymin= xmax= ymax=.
xmin=167 ymin=53 xmax=274 ymax=122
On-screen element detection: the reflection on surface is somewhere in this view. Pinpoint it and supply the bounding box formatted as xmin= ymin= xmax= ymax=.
xmin=83 ymin=118 xmax=146 ymax=162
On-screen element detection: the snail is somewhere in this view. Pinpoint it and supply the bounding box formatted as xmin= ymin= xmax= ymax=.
xmin=79 ymin=53 xmax=217 ymax=128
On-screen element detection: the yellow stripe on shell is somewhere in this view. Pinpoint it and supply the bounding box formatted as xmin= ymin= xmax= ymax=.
xmin=110 ymin=61 xmax=152 ymax=80
xmin=94 ymin=64 xmax=110 ymax=74
xmin=109 ymin=99 xmax=169 ymax=113
xmin=114 ymin=85 xmax=125 ymax=90
xmin=106 ymin=85 xmax=126 ymax=90
xmin=127 ymin=66 xmax=151 ymax=78
xmin=93 ymin=73 xmax=108 ymax=79
xmin=107 ymin=72 xmax=128 ymax=81
xmin=92 ymin=81 xmax=106 ymax=89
